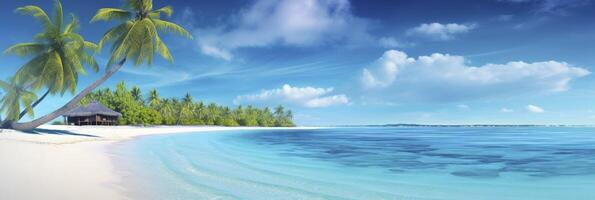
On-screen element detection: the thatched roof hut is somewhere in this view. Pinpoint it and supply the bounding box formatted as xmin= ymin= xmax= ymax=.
xmin=63 ymin=101 xmax=121 ymax=126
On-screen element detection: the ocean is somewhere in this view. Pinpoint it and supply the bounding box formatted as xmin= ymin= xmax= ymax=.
xmin=114 ymin=127 xmax=595 ymax=199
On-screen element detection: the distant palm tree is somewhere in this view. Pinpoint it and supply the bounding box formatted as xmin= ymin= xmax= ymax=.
xmin=147 ymin=88 xmax=160 ymax=108
xmin=194 ymin=101 xmax=205 ymax=124
xmin=159 ymin=98 xmax=175 ymax=124
xmin=130 ymin=86 xmax=143 ymax=103
xmin=0 ymin=79 xmax=37 ymax=123
xmin=3 ymin=0 xmax=98 ymax=122
xmin=179 ymin=93 xmax=194 ymax=124
xmin=274 ymin=105 xmax=285 ymax=118
xmin=10 ymin=0 xmax=191 ymax=130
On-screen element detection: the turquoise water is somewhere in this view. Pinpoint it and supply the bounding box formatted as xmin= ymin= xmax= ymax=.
xmin=116 ymin=127 xmax=595 ymax=199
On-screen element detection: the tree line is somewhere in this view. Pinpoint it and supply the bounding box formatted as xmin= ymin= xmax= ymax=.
xmin=79 ymin=82 xmax=295 ymax=127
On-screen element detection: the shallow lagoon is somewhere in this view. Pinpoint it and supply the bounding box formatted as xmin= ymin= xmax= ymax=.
xmin=116 ymin=127 xmax=595 ymax=199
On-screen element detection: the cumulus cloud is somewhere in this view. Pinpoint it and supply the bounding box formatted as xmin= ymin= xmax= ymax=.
xmin=407 ymin=22 xmax=476 ymax=40
xmin=526 ymin=104 xmax=545 ymax=113
xmin=361 ymin=50 xmax=590 ymax=102
xmin=195 ymin=0 xmax=372 ymax=60
xmin=234 ymin=84 xmax=350 ymax=108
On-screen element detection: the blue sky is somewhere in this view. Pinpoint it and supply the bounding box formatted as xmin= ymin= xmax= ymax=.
xmin=2 ymin=0 xmax=595 ymax=125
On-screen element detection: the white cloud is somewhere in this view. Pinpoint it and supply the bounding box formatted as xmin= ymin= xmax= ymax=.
xmin=234 ymin=84 xmax=350 ymax=108
xmin=526 ymin=104 xmax=545 ymax=113
xmin=378 ymin=37 xmax=405 ymax=48
xmin=200 ymin=44 xmax=233 ymax=61
xmin=498 ymin=0 xmax=589 ymax=14
xmin=361 ymin=50 xmax=590 ymax=102
xmin=457 ymin=104 xmax=470 ymax=109
xmin=500 ymin=108 xmax=514 ymax=113
xmin=407 ymin=22 xmax=476 ymax=40
xmin=195 ymin=0 xmax=372 ymax=60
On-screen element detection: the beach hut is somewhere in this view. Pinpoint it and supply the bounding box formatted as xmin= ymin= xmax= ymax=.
xmin=63 ymin=101 xmax=121 ymax=126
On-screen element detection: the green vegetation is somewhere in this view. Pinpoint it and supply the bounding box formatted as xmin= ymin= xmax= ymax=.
xmin=81 ymin=82 xmax=295 ymax=127
xmin=0 ymin=0 xmax=193 ymax=130
xmin=50 ymin=121 xmax=64 ymax=125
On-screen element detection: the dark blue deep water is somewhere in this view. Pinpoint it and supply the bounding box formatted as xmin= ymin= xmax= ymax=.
xmin=119 ymin=127 xmax=595 ymax=200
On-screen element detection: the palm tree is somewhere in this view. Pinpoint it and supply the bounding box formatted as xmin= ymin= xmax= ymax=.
xmin=159 ymin=98 xmax=175 ymax=124
xmin=10 ymin=0 xmax=192 ymax=130
xmin=130 ymin=86 xmax=143 ymax=103
xmin=179 ymin=93 xmax=194 ymax=124
xmin=274 ymin=105 xmax=285 ymax=127
xmin=0 ymin=79 xmax=37 ymax=127
xmin=147 ymin=88 xmax=160 ymax=108
xmin=194 ymin=101 xmax=205 ymax=124
xmin=171 ymin=98 xmax=182 ymax=125
xmin=274 ymin=105 xmax=285 ymax=118
xmin=4 ymin=0 xmax=98 ymax=122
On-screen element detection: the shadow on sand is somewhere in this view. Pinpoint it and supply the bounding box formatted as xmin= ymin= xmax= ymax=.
xmin=22 ymin=128 xmax=100 ymax=138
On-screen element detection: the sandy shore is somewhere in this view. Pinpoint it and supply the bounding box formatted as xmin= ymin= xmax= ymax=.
xmin=0 ymin=125 xmax=314 ymax=200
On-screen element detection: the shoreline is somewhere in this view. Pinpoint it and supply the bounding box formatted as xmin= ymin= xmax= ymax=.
xmin=0 ymin=125 xmax=319 ymax=200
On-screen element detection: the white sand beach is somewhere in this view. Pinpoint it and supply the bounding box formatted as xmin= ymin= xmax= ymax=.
xmin=0 ymin=125 xmax=312 ymax=200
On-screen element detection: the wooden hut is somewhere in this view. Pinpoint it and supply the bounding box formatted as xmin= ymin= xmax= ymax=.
xmin=63 ymin=101 xmax=121 ymax=126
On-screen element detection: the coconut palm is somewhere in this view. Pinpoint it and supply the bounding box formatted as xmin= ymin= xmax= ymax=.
xmin=0 ymin=79 xmax=37 ymax=124
xmin=10 ymin=0 xmax=191 ymax=130
xmin=130 ymin=86 xmax=143 ymax=103
xmin=4 ymin=0 xmax=98 ymax=121
xmin=147 ymin=88 xmax=160 ymax=108
xmin=179 ymin=93 xmax=194 ymax=124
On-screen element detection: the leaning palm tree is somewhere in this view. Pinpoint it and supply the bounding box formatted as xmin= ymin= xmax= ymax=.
xmin=0 ymin=79 xmax=37 ymax=126
xmin=4 ymin=0 xmax=98 ymax=122
xmin=10 ymin=0 xmax=192 ymax=130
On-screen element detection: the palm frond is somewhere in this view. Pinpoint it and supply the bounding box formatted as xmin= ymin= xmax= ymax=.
xmin=4 ymin=43 xmax=46 ymax=56
xmin=143 ymin=0 xmax=154 ymax=13
xmin=21 ymin=90 xmax=37 ymax=117
xmin=63 ymin=32 xmax=86 ymax=51
xmin=124 ymin=0 xmax=141 ymax=11
xmin=98 ymin=21 xmax=133 ymax=50
xmin=14 ymin=54 xmax=48 ymax=85
xmin=155 ymin=33 xmax=173 ymax=62
xmin=15 ymin=5 xmax=53 ymax=31
xmin=111 ymin=19 xmax=148 ymax=66
xmin=150 ymin=6 xmax=173 ymax=17
xmin=53 ymin=0 xmax=63 ymax=32
xmin=80 ymin=52 xmax=99 ymax=72
xmin=84 ymin=41 xmax=99 ymax=54
xmin=60 ymin=53 xmax=78 ymax=94
xmin=38 ymin=51 xmax=64 ymax=92
xmin=64 ymin=14 xmax=80 ymax=34
xmin=91 ymin=8 xmax=132 ymax=22
xmin=150 ymin=18 xmax=192 ymax=39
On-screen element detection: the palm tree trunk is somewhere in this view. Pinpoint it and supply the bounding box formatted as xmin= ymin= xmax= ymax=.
xmin=175 ymin=109 xmax=182 ymax=125
xmin=18 ymin=88 xmax=51 ymax=120
xmin=10 ymin=59 xmax=126 ymax=131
